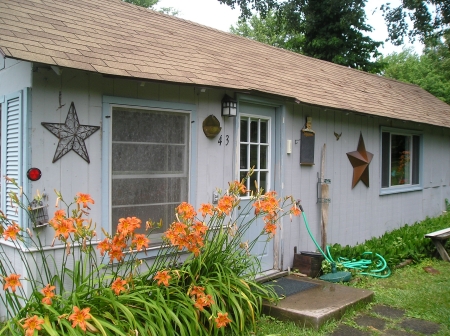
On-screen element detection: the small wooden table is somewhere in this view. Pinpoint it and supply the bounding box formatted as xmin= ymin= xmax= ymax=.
xmin=425 ymin=228 xmax=450 ymax=262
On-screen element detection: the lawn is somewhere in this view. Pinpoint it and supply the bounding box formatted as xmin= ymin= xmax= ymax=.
xmin=245 ymin=259 xmax=450 ymax=335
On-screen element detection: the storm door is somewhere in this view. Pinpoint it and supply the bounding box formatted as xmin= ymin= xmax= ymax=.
xmin=237 ymin=102 xmax=276 ymax=272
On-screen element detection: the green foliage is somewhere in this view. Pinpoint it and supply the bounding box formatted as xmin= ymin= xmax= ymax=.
xmin=122 ymin=0 xmax=158 ymax=8
xmin=279 ymin=0 xmax=383 ymax=72
xmin=228 ymin=0 xmax=383 ymax=72
xmin=380 ymin=45 xmax=450 ymax=104
xmin=218 ymin=0 xmax=278 ymax=19
xmin=230 ymin=11 xmax=303 ymax=53
xmin=122 ymin=0 xmax=178 ymax=16
xmin=380 ymin=1 xmax=450 ymax=46
xmin=326 ymin=212 xmax=450 ymax=268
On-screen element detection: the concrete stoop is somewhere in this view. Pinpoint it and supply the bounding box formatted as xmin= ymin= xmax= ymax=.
xmin=262 ymin=275 xmax=374 ymax=330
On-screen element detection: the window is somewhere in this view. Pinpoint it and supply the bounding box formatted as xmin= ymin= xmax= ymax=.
xmin=381 ymin=128 xmax=421 ymax=193
xmin=239 ymin=116 xmax=270 ymax=194
xmin=110 ymin=106 xmax=190 ymax=244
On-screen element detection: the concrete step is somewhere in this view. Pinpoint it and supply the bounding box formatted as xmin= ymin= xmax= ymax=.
xmin=262 ymin=275 xmax=374 ymax=330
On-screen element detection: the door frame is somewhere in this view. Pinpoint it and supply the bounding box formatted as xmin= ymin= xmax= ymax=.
xmin=233 ymin=94 xmax=286 ymax=270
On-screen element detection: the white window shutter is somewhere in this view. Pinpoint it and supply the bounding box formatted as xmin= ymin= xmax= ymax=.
xmin=1 ymin=91 xmax=23 ymax=224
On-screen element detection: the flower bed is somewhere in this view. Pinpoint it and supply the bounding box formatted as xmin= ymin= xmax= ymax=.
xmin=0 ymin=173 xmax=300 ymax=335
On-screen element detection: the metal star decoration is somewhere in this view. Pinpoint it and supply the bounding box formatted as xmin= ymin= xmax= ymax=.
xmin=42 ymin=102 xmax=100 ymax=163
xmin=346 ymin=132 xmax=373 ymax=189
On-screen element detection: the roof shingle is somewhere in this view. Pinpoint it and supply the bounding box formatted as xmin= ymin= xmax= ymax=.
xmin=0 ymin=0 xmax=449 ymax=128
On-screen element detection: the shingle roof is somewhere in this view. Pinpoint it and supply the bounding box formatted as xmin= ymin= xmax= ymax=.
xmin=1 ymin=0 xmax=450 ymax=128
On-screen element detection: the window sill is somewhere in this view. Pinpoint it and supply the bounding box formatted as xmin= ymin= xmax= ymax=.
xmin=379 ymin=185 xmax=422 ymax=196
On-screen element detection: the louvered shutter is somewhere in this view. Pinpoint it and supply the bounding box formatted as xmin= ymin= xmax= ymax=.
xmin=1 ymin=91 xmax=23 ymax=224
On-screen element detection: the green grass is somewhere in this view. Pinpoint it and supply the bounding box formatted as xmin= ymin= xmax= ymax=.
xmin=353 ymin=259 xmax=450 ymax=331
xmin=238 ymin=259 xmax=450 ymax=336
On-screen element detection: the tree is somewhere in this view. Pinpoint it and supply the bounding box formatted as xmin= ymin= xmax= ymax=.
xmin=123 ymin=0 xmax=158 ymax=8
xmin=380 ymin=45 xmax=450 ymax=104
xmin=217 ymin=0 xmax=278 ymax=19
xmin=230 ymin=11 xmax=303 ymax=53
xmin=228 ymin=0 xmax=383 ymax=72
xmin=123 ymin=0 xmax=179 ymax=15
xmin=381 ymin=1 xmax=450 ymax=46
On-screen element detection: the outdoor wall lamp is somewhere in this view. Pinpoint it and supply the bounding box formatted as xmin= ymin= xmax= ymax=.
xmin=221 ymin=94 xmax=237 ymax=117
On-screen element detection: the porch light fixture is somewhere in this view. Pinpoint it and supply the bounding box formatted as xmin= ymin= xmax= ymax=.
xmin=221 ymin=94 xmax=237 ymax=117
xmin=27 ymin=168 xmax=42 ymax=181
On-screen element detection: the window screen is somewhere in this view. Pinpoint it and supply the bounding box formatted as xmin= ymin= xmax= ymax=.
xmin=111 ymin=107 xmax=189 ymax=244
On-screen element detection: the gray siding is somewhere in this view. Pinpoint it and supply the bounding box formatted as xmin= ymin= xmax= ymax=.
xmin=1 ymin=65 xmax=449 ymax=317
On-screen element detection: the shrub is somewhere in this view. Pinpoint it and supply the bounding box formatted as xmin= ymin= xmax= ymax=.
xmin=326 ymin=212 xmax=450 ymax=269
xmin=0 ymin=173 xmax=300 ymax=335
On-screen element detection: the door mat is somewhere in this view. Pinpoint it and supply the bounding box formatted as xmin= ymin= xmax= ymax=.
xmin=264 ymin=277 xmax=318 ymax=297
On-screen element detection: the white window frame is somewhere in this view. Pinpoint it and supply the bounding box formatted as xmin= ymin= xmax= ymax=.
xmin=380 ymin=127 xmax=423 ymax=195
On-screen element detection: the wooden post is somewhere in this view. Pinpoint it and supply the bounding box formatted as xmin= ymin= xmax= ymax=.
xmin=320 ymin=144 xmax=329 ymax=251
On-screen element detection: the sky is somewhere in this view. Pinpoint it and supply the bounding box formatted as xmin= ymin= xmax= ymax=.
xmin=155 ymin=0 xmax=423 ymax=56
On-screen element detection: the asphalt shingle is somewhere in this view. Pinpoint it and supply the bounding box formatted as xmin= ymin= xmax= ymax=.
xmin=0 ymin=0 xmax=449 ymax=129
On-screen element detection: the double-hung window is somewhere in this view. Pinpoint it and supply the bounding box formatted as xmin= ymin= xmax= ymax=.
xmin=110 ymin=106 xmax=190 ymax=244
xmin=381 ymin=127 xmax=422 ymax=194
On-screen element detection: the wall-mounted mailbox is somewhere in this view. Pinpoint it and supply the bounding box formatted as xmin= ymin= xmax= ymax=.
xmin=300 ymin=117 xmax=315 ymax=165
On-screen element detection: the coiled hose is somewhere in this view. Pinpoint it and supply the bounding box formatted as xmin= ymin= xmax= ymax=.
xmin=300 ymin=207 xmax=391 ymax=278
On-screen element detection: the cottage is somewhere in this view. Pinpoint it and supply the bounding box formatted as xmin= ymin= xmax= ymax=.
xmin=1 ymin=0 xmax=449 ymax=316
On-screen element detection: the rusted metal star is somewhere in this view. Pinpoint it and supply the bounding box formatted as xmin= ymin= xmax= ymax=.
xmin=346 ymin=132 xmax=373 ymax=189
xmin=42 ymin=102 xmax=100 ymax=163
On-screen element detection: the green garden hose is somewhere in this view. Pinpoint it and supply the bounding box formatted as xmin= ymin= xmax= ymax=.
xmin=299 ymin=204 xmax=391 ymax=279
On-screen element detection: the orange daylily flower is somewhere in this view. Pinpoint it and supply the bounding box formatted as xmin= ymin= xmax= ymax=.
xmin=73 ymin=216 xmax=85 ymax=229
xmin=198 ymin=203 xmax=214 ymax=217
xmin=108 ymin=246 xmax=124 ymax=263
xmin=53 ymin=209 xmax=66 ymax=221
xmin=229 ymin=180 xmax=247 ymax=195
xmin=97 ymin=238 xmax=111 ymax=256
xmin=253 ymin=191 xmax=279 ymax=215
xmin=264 ymin=223 xmax=277 ymax=236
xmin=132 ymin=234 xmax=150 ymax=251
xmin=68 ymin=306 xmax=92 ymax=331
xmin=290 ymin=205 xmax=301 ymax=216
xmin=111 ymin=277 xmax=127 ymax=295
xmin=264 ymin=212 xmax=277 ymax=223
xmin=3 ymin=273 xmax=22 ymax=292
xmin=154 ymin=270 xmax=171 ymax=287
xmin=217 ymin=195 xmax=235 ymax=215
xmin=76 ymin=193 xmax=94 ymax=208
xmin=189 ymin=286 xmax=205 ymax=297
xmin=3 ymin=222 xmax=20 ymax=240
xmin=42 ymin=297 xmax=52 ymax=305
xmin=192 ymin=221 xmax=208 ymax=235
xmin=171 ymin=222 xmax=187 ymax=235
xmin=176 ymin=202 xmax=196 ymax=220
xmin=22 ymin=315 xmax=44 ymax=336
xmin=41 ymin=284 xmax=56 ymax=305
xmin=111 ymin=235 xmax=127 ymax=250
xmin=194 ymin=293 xmax=214 ymax=311
xmin=53 ymin=218 xmax=76 ymax=239
xmin=215 ymin=312 xmax=232 ymax=328
xmin=117 ymin=217 xmax=141 ymax=237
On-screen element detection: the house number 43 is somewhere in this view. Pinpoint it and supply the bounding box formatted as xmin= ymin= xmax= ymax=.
xmin=218 ymin=135 xmax=229 ymax=146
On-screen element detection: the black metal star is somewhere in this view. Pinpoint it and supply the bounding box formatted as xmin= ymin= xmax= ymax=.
xmin=42 ymin=102 xmax=100 ymax=163
xmin=346 ymin=132 xmax=373 ymax=189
